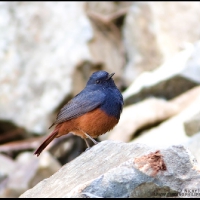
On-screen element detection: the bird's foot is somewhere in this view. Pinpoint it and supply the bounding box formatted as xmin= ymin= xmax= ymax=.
xmin=85 ymin=147 xmax=91 ymax=151
xmin=84 ymin=132 xmax=99 ymax=145
xmin=93 ymin=140 xmax=99 ymax=145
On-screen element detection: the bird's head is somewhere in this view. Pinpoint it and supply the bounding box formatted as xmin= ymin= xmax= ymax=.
xmin=86 ymin=71 xmax=116 ymax=89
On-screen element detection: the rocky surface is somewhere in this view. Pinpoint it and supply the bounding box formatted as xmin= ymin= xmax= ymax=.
xmin=19 ymin=141 xmax=200 ymax=198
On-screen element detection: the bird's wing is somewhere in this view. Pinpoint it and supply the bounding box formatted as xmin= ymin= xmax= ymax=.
xmin=50 ymin=90 xmax=106 ymax=127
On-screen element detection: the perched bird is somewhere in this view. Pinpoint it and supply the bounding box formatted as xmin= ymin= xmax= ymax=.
xmin=34 ymin=70 xmax=123 ymax=156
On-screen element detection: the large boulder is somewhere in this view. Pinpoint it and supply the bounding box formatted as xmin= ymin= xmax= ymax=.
xmin=19 ymin=141 xmax=200 ymax=198
xmin=123 ymin=2 xmax=200 ymax=85
xmin=123 ymin=41 xmax=200 ymax=105
xmin=0 ymin=2 xmax=93 ymax=134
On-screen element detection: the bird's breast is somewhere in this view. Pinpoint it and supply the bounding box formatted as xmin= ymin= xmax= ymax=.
xmin=77 ymin=108 xmax=119 ymax=138
xmin=56 ymin=108 xmax=118 ymax=139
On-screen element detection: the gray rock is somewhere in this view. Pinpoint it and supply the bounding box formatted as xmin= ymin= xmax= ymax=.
xmin=123 ymin=41 xmax=200 ymax=105
xmin=67 ymin=146 xmax=200 ymax=198
xmin=19 ymin=141 xmax=200 ymax=198
xmin=19 ymin=141 xmax=153 ymax=198
xmin=123 ymin=2 xmax=200 ymax=85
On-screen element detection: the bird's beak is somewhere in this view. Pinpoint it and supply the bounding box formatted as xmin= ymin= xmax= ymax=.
xmin=107 ymin=73 xmax=115 ymax=80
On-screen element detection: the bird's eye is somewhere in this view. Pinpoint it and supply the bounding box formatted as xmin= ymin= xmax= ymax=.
xmin=96 ymin=80 xmax=100 ymax=84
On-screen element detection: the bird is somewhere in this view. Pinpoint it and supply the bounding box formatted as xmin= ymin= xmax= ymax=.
xmin=34 ymin=70 xmax=124 ymax=156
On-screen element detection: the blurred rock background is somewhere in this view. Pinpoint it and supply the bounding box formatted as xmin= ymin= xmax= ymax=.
xmin=1 ymin=1 xmax=200 ymax=197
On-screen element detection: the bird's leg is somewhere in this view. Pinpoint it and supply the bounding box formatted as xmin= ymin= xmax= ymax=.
xmin=84 ymin=132 xmax=99 ymax=145
xmin=84 ymin=138 xmax=91 ymax=151
xmin=78 ymin=128 xmax=99 ymax=151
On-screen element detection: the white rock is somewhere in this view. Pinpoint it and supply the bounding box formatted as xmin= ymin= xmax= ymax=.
xmin=0 ymin=2 xmax=92 ymax=134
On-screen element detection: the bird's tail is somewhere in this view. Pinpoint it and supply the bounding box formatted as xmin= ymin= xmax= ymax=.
xmin=34 ymin=128 xmax=59 ymax=157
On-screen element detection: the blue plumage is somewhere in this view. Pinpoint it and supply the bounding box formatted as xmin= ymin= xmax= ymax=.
xmin=51 ymin=71 xmax=123 ymax=126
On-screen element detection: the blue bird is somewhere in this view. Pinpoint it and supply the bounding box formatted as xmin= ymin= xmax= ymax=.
xmin=34 ymin=70 xmax=123 ymax=156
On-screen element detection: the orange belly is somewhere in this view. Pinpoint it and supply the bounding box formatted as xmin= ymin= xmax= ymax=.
xmin=57 ymin=108 xmax=118 ymax=139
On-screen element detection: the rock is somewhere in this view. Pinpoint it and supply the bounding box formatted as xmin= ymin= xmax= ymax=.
xmin=123 ymin=41 xmax=200 ymax=105
xmin=0 ymin=151 xmax=61 ymax=198
xmin=151 ymin=2 xmax=200 ymax=58
xmin=183 ymin=112 xmax=200 ymax=136
xmin=184 ymin=132 xmax=200 ymax=164
xmin=123 ymin=2 xmax=200 ymax=85
xmin=19 ymin=141 xmax=152 ymax=198
xmin=122 ymin=2 xmax=163 ymax=85
xmin=85 ymin=2 xmax=129 ymax=89
xmin=19 ymin=141 xmax=200 ymax=198
xmin=107 ymin=97 xmax=179 ymax=142
xmin=0 ymin=154 xmax=16 ymax=182
xmin=0 ymin=154 xmax=16 ymax=175
xmin=133 ymin=87 xmax=200 ymax=148
xmin=0 ymin=2 xmax=93 ymax=134
xmin=107 ymin=86 xmax=200 ymax=143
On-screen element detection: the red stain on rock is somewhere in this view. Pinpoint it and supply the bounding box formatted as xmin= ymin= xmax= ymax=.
xmin=134 ymin=150 xmax=166 ymax=176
